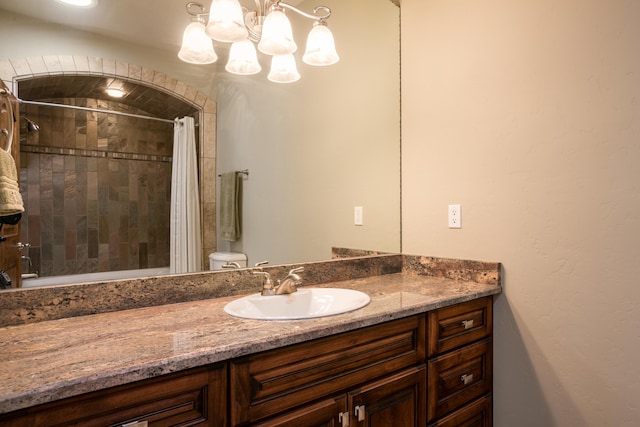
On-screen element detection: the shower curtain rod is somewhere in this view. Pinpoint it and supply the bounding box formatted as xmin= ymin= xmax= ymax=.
xmin=18 ymin=99 xmax=177 ymax=124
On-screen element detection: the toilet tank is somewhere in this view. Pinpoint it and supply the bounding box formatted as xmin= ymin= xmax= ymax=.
xmin=209 ymin=252 xmax=247 ymax=270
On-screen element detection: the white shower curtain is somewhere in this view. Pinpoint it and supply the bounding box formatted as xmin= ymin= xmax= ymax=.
xmin=170 ymin=116 xmax=202 ymax=274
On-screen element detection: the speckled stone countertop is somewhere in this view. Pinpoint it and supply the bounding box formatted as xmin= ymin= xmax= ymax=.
xmin=0 ymin=270 xmax=501 ymax=415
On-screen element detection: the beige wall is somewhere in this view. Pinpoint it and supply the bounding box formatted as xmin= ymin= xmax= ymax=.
xmin=402 ymin=0 xmax=640 ymax=425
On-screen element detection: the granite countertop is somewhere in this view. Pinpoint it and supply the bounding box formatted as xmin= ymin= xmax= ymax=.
xmin=0 ymin=272 xmax=501 ymax=415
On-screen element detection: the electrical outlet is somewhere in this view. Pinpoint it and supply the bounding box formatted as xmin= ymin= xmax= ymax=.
xmin=448 ymin=204 xmax=461 ymax=228
xmin=354 ymin=206 xmax=363 ymax=226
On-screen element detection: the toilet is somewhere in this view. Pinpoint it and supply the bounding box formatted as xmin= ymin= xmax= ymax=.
xmin=209 ymin=252 xmax=247 ymax=270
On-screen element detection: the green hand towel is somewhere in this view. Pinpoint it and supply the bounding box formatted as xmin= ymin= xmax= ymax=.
xmin=220 ymin=171 xmax=242 ymax=242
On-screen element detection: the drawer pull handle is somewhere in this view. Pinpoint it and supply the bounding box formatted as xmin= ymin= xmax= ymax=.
xmin=461 ymin=373 xmax=474 ymax=385
xmin=339 ymin=411 xmax=350 ymax=427
xmin=355 ymin=404 xmax=366 ymax=421
xmin=461 ymin=319 xmax=474 ymax=330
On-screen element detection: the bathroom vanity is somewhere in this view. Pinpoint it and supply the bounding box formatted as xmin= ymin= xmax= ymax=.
xmin=0 ymin=255 xmax=501 ymax=426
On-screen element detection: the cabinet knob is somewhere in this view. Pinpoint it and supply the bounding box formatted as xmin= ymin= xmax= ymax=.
xmin=354 ymin=404 xmax=366 ymax=421
xmin=461 ymin=373 xmax=474 ymax=385
xmin=461 ymin=319 xmax=474 ymax=330
xmin=339 ymin=411 xmax=350 ymax=427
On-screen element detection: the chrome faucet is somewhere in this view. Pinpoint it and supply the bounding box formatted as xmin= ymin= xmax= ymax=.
xmin=276 ymin=267 xmax=304 ymax=295
xmin=253 ymin=267 xmax=304 ymax=296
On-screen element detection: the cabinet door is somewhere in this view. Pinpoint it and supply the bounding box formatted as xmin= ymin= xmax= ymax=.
xmin=348 ymin=366 xmax=426 ymax=427
xmin=0 ymin=364 xmax=227 ymax=427
xmin=251 ymin=396 xmax=348 ymax=427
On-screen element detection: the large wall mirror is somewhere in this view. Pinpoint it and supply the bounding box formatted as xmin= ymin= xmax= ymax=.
xmin=0 ymin=0 xmax=400 ymax=288
xmin=215 ymin=0 xmax=400 ymax=266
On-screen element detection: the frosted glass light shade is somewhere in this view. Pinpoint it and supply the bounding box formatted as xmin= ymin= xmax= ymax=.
xmin=226 ymin=40 xmax=262 ymax=75
xmin=178 ymin=21 xmax=218 ymax=64
xmin=268 ymin=54 xmax=300 ymax=83
xmin=206 ymin=0 xmax=248 ymax=43
xmin=258 ymin=10 xmax=297 ymax=55
xmin=56 ymin=0 xmax=98 ymax=7
xmin=303 ymin=24 xmax=339 ymax=66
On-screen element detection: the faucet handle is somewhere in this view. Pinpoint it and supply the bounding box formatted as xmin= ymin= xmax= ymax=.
xmin=252 ymin=271 xmax=272 ymax=281
xmin=222 ymin=262 xmax=241 ymax=269
xmin=254 ymin=261 xmax=269 ymax=267
xmin=253 ymin=271 xmax=275 ymax=295
xmin=288 ymin=266 xmax=304 ymax=275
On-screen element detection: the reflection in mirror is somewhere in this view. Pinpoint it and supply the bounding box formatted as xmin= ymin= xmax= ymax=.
xmin=0 ymin=0 xmax=400 ymax=289
xmin=216 ymin=0 xmax=400 ymax=266
xmin=17 ymin=77 xmax=199 ymax=285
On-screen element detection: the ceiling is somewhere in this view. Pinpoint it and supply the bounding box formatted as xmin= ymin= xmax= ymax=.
xmin=0 ymin=0 xmax=381 ymax=118
xmin=18 ymin=75 xmax=198 ymax=120
xmin=0 ymin=0 xmax=305 ymax=53
xmin=0 ymin=0 xmax=250 ymax=118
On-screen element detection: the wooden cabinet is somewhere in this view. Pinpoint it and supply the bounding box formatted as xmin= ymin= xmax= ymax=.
xmin=0 ymin=364 xmax=227 ymax=427
xmin=230 ymin=315 xmax=426 ymax=426
xmin=427 ymin=297 xmax=493 ymax=425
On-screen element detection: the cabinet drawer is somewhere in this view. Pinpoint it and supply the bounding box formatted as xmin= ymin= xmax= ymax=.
xmin=427 ymin=338 xmax=492 ymax=421
xmin=428 ymin=297 xmax=492 ymax=356
xmin=230 ymin=315 xmax=425 ymax=425
xmin=0 ymin=364 xmax=227 ymax=427
xmin=428 ymin=394 xmax=492 ymax=427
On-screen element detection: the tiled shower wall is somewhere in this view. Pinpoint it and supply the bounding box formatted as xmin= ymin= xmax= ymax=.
xmin=19 ymin=98 xmax=174 ymax=277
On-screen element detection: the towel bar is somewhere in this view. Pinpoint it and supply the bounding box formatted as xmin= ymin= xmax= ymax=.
xmin=217 ymin=169 xmax=249 ymax=177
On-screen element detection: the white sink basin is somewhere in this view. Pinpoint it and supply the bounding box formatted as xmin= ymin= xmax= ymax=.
xmin=224 ymin=288 xmax=371 ymax=320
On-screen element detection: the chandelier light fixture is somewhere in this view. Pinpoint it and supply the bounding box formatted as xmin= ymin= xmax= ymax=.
xmin=178 ymin=0 xmax=339 ymax=83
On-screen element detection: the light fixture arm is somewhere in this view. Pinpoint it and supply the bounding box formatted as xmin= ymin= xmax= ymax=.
xmin=253 ymin=0 xmax=271 ymax=16
xmin=276 ymin=1 xmax=331 ymax=21
xmin=185 ymin=1 xmax=331 ymax=21
xmin=185 ymin=1 xmax=208 ymax=23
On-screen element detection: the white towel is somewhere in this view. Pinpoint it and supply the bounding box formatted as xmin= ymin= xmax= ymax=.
xmin=0 ymin=148 xmax=24 ymax=216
